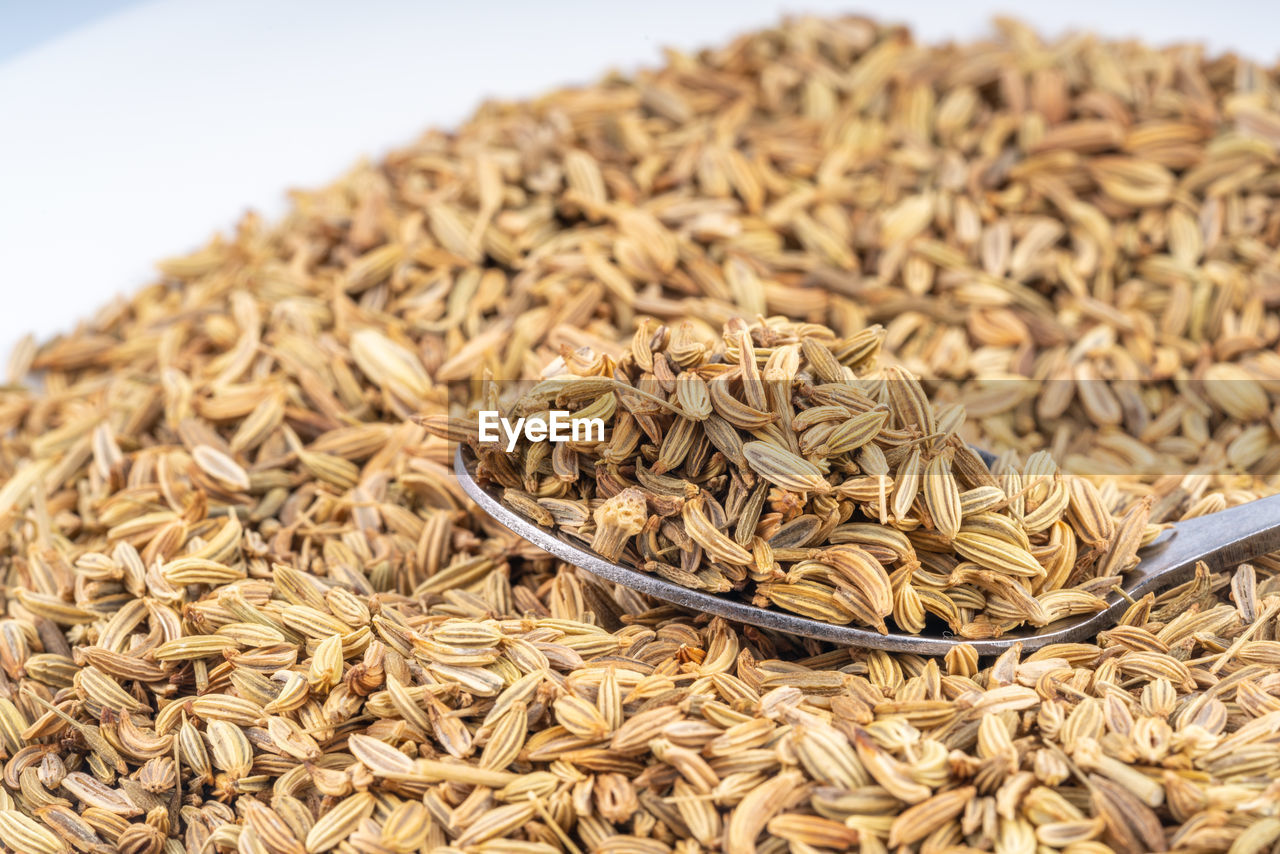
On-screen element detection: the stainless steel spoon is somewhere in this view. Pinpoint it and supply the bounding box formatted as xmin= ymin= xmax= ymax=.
xmin=455 ymin=446 xmax=1280 ymax=655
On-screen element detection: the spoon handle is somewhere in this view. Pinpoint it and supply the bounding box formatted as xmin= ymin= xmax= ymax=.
xmin=1124 ymin=492 xmax=1280 ymax=600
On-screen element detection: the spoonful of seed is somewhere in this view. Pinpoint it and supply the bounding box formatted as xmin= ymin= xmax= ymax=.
xmin=441 ymin=316 xmax=1280 ymax=655
xmin=455 ymin=444 xmax=1280 ymax=655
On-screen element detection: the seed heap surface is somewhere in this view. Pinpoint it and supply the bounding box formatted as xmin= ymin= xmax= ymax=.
xmin=1 ymin=15 xmax=1280 ymax=854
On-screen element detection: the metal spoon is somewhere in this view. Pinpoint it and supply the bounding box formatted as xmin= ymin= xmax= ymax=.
xmin=455 ymin=445 xmax=1280 ymax=655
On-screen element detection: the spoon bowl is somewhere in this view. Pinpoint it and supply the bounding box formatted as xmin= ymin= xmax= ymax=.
xmin=456 ymin=446 xmax=1280 ymax=655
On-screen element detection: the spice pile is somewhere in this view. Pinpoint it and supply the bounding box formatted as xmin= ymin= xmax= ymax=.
xmin=1 ymin=15 xmax=1280 ymax=854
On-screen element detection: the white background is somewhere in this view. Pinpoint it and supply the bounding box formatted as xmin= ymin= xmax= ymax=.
xmin=1 ymin=0 xmax=1277 ymax=356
